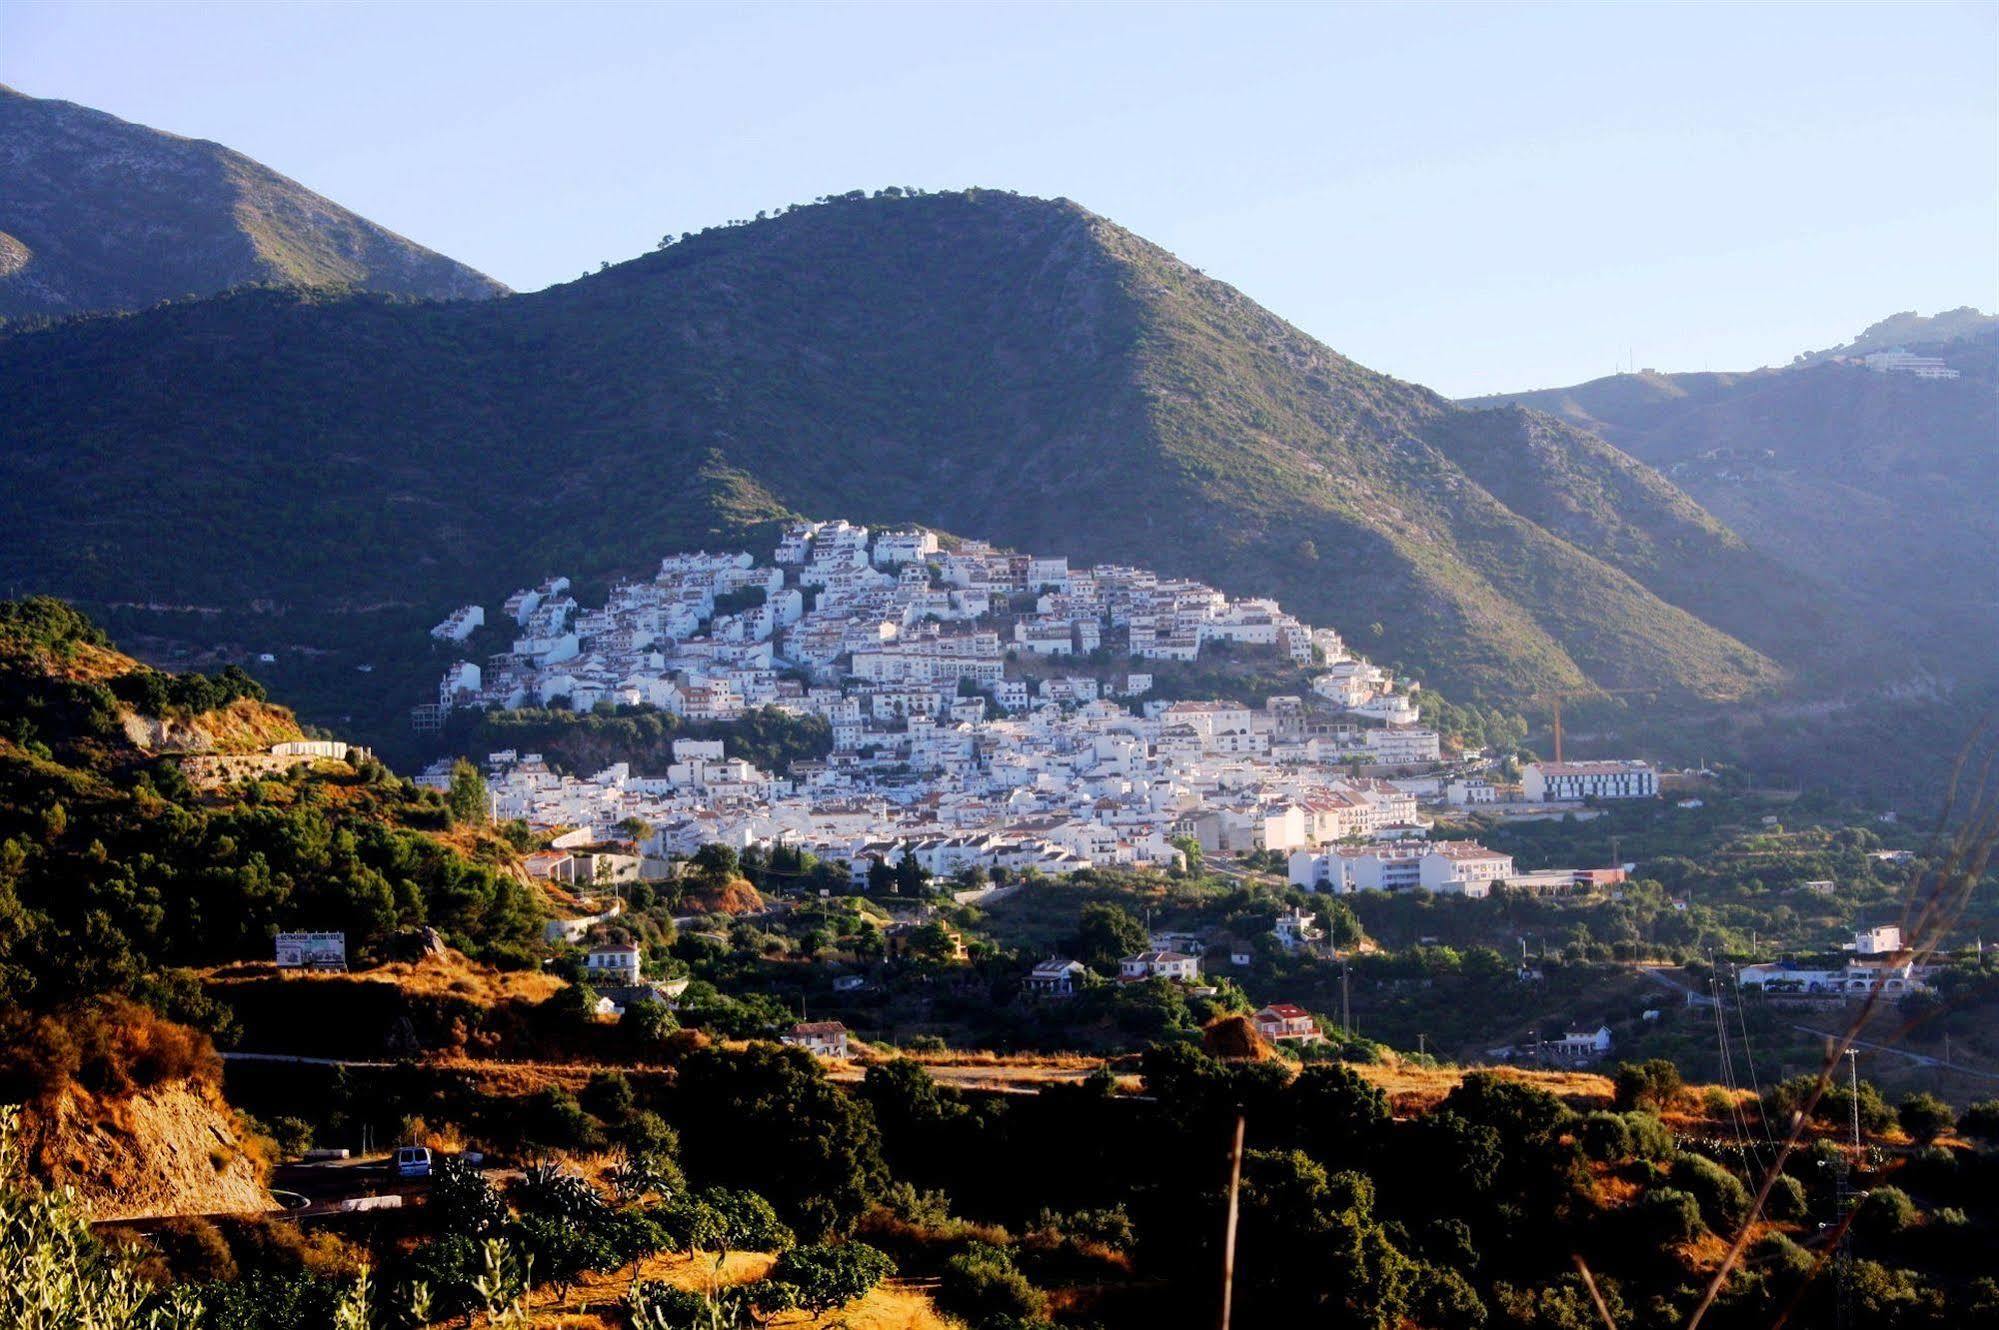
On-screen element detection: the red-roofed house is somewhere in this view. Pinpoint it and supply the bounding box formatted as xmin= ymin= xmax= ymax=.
xmin=1252 ymin=1004 xmax=1322 ymax=1043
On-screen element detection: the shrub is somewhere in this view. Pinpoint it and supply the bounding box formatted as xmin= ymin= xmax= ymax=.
xmin=1637 ymin=1187 xmax=1704 ymax=1245
xmin=1440 ymin=1071 xmax=1574 ymax=1146
xmin=1854 ymin=1186 xmax=1917 ymax=1240
xmin=1764 ymin=1171 xmax=1809 ymax=1222
xmin=429 ymin=1159 xmax=506 ymax=1238
xmin=627 ymin=1281 xmax=711 ymax=1325
xmin=1764 ymin=1074 xmax=1894 ymax=1135
xmin=1578 ymin=1111 xmax=1633 ymax=1162
xmin=0 ymin=997 xmax=221 ymax=1105
xmin=580 ymin=1070 xmax=636 ymax=1124
xmin=1959 ymin=1099 xmax=1999 ymax=1142
xmin=1896 ymin=1092 xmax=1954 ymax=1144
xmin=1613 ymin=1059 xmax=1684 ymax=1111
xmin=936 ymin=1242 xmax=1046 ymax=1329
xmin=1669 ymin=1153 xmax=1752 ymax=1231
xmin=1412 ymin=1265 xmax=1487 ymax=1328
xmin=145 ymin=1216 xmax=237 ymax=1283
xmin=520 ymin=1086 xmax=602 ymax=1151
xmin=1622 ymin=1111 xmax=1675 ymax=1161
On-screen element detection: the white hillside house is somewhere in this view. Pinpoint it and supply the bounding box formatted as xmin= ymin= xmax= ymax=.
xmin=430 ymin=605 xmax=485 ymax=643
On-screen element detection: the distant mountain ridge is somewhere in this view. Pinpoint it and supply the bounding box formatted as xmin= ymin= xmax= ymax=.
xmin=0 ymin=187 xmax=1888 ymax=710
xmin=0 ymin=84 xmax=504 ymax=319
xmin=1469 ymin=315 xmax=1998 ymax=679
xmin=1793 ymin=306 xmax=1997 ymax=365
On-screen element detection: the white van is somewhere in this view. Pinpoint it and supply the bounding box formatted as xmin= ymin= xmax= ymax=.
xmin=394 ymin=1146 xmax=433 ymax=1179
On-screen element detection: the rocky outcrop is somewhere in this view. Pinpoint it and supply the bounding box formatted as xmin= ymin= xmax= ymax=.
xmin=20 ymin=1081 xmax=272 ymax=1221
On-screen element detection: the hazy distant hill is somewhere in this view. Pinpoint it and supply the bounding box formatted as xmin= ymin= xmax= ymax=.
xmin=0 ymin=188 xmax=1874 ymax=707
xmin=1470 ymin=318 xmax=1997 ymax=679
xmin=0 ymin=85 xmax=504 ymax=319
xmin=1792 ymin=306 xmax=1997 ymax=365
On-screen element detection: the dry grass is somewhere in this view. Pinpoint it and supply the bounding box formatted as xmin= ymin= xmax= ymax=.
xmin=205 ymin=946 xmax=562 ymax=1007
xmin=495 ymin=1251 xmax=952 ymax=1330
xmin=43 ymin=640 xmax=142 ymax=684
xmin=856 ymin=1046 xmax=1114 ymax=1072
xmin=1356 ymin=1060 xmax=1616 ymax=1115
xmin=841 ymin=1047 xmax=1615 ymax=1111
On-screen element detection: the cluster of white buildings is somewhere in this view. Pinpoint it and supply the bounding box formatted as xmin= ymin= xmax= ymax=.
xmin=421 ymin=522 xmax=1474 ymax=877
xmin=430 ymin=520 xmax=1401 ymax=726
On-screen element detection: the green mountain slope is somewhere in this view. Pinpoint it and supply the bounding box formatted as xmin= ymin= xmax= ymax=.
xmin=0 ymin=85 xmax=504 ymax=319
xmin=1471 ymin=323 xmax=1998 ymax=678
xmin=0 ymin=189 xmax=1819 ymax=705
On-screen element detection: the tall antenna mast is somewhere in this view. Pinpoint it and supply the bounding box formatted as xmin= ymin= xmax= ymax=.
xmin=1834 ymin=1048 xmax=1860 ymax=1330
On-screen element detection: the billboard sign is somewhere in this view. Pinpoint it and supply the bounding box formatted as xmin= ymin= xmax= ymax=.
xmin=275 ymin=931 xmax=347 ymax=970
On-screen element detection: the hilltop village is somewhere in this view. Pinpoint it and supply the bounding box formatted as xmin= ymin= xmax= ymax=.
xmin=421 ymin=520 xmax=1655 ymax=892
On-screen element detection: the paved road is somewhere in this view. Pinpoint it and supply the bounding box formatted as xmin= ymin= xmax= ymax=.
xmin=1623 ymin=969 xmax=1999 ymax=1084
xmin=224 ymin=1051 xmax=397 ymax=1069
xmin=1787 ymin=1026 xmax=1999 ymax=1084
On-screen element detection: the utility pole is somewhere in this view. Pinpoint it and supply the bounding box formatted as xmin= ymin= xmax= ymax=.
xmin=1340 ymin=957 xmax=1352 ymax=1037
xmin=1834 ymin=1049 xmax=1860 ymax=1330
xmin=1219 ymin=1114 xmax=1246 ymax=1330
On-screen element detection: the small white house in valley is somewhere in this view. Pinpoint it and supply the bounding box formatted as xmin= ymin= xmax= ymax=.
xmin=1549 ymin=1024 xmax=1613 ymax=1063
xmin=1120 ymin=950 xmax=1200 ymax=983
xmin=783 ymin=1021 xmax=850 ymax=1058
xmin=1027 ymin=958 xmax=1088 ymax=997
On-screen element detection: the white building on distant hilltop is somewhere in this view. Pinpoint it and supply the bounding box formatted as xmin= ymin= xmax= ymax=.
xmin=1861 ymin=349 xmax=1959 ymax=380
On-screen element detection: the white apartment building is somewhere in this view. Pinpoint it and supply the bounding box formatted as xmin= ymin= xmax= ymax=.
xmin=1523 ymin=760 xmax=1658 ymax=803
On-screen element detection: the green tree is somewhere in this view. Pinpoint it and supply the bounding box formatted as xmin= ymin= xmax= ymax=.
xmin=765 ymin=1241 xmax=894 ymax=1316
xmin=445 ymin=759 xmax=489 ymax=825
xmin=621 ymin=997 xmax=680 ymax=1046
xmin=907 ymin=920 xmax=960 ymax=963
xmin=1075 ymin=901 xmax=1148 ymax=970
xmin=892 ymin=853 xmax=929 ymax=897
xmin=672 ymin=1044 xmax=888 ymax=1239
xmin=1612 ymin=1058 xmax=1684 ymax=1111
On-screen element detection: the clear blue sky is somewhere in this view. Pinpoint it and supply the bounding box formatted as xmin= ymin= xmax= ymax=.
xmin=7 ymin=1 xmax=1994 ymax=395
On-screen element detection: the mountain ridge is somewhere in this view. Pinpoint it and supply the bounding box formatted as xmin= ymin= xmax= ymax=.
xmin=0 ymin=187 xmax=1873 ymax=709
xmin=0 ymin=83 xmax=505 ymax=319
xmin=1469 ymin=322 xmax=1998 ymax=678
